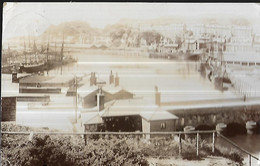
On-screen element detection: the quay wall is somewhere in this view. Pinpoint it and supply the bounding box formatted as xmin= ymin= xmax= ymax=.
xmin=169 ymin=103 xmax=260 ymax=131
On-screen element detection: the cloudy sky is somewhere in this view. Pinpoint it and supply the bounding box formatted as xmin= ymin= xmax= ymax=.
xmin=2 ymin=3 xmax=260 ymax=40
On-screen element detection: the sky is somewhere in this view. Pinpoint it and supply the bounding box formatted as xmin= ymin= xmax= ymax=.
xmin=2 ymin=3 xmax=260 ymax=40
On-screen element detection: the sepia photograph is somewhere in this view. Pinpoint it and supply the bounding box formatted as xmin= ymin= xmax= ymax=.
xmin=1 ymin=2 xmax=260 ymax=166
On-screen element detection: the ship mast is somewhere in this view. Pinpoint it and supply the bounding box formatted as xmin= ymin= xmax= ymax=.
xmin=54 ymin=41 xmax=57 ymax=61
xmin=46 ymin=37 xmax=50 ymax=75
xmin=8 ymin=44 xmax=11 ymax=65
xmin=60 ymin=33 xmax=64 ymax=75
xmin=61 ymin=34 xmax=64 ymax=62
xmin=28 ymin=36 xmax=31 ymax=63
xmin=24 ymin=40 xmax=27 ymax=64
xmin=33 ymin=39 xmax=37 ymax=63
xmin=46 ymin=38 xmax=49 ymax=62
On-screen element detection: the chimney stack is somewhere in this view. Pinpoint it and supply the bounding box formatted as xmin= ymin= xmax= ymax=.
xmin=97 ymin=87 xmax=105 ymax=112
xmin=90 ymin=72 xmax=97 ymax=86
xmin=12 ymin=72 xmax=18 ymax=83
xmin=115 ymin=73 xmax=119 ymax=87
xmin=109 ymin=70 xmax=114 ymax=84
xmin=155 ymin=86 xmax=161 ymax=106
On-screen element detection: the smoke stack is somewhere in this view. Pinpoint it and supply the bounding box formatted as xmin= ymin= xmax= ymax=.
xmin=109 ymin=70 xmax=114 ymax=84
xmin=96 ymin=87 xmax=105 ymax=112
xmin=115 ymin=73 xmax=119 ymax=87
xmin=155 ymin=86 xmax=161 ymax=106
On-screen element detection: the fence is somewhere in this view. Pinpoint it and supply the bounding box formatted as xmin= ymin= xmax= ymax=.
xmin=1 ymin=130 xmax=259 ymax=166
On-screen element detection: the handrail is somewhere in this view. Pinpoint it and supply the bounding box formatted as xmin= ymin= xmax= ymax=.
xmin=218 ymin=133 xmax=259 ymax=161
xmin=1 ymin=130 xmax=216 ymax=135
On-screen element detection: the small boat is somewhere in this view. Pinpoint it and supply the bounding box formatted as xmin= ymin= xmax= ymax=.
xmin=185 ymin=50 xmax=204 ymax=61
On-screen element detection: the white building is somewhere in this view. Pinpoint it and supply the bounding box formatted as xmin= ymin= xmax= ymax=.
xmin=231 ymin=26 xmax=252 ymax=38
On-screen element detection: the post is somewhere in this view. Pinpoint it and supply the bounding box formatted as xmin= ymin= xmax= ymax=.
xmin=179 ymin=133 xmax=182 ymax=155
xmin=196 ymin=132 xmax=199 ymax=157
xmin=212 ymin=132 xmax=215 ymax=153
xmin=248 ymin=154 xmax=251 ymax=166
xmin=28 ymin=132 xmax=34 ymax=141
xmin=84 ymin=134 xmax=87 ymax=146
xmin=75 ymin=75 xmax=77 ymax=123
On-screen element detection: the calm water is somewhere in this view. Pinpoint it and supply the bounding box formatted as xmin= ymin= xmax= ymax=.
xmin=216 ymin=135 xmax=260 ymax=165
xmin=46 ymin=50 xmax=237 ymax=101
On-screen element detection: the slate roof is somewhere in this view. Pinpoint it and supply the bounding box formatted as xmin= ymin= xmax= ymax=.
xmin=140 ymin=107 xmax=179 ymax=121
xmin=19 ymin=75 xmax=73 ymax=84
xmin=81 ymin=112 xmax=103 ymax=125
xmin=100 ymin=98 xmax=178 ymax=121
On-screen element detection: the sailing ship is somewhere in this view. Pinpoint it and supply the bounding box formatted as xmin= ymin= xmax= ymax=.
xmin=19 ymin=36 xmax=77 ymax=73
xmin=1 ymin=45 xmax=20 ymax=74
xmin=19 ymin=40 xmax=47 ymax=73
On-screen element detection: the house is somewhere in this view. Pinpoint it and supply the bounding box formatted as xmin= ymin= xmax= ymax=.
xmin=77 ymin=71 xmax=134 ymax=109
xmin=181 ymin=39 xmax=197 ymax=53
xmin=231 ymin=26 xmax=252 ymax=38
xmin=99 ymin=96 xmax=178 ymax=134
xmin=140 ymin=107 xmax=179 ymax=138
xmin=81 ymin=112 xmax=104 ymax=132
xmin=99 ymin=86 xmax=178 ymax=133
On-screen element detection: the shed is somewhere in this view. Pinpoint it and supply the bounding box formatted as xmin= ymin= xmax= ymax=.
xmin=81 ymin=112 xmax=104 ymax=132
xmin=140 ymin=107 xmax=179 ymax=136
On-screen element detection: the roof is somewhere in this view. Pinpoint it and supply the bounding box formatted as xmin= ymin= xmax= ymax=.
xmin=100 ymin=98 xmax=178 ymax=121
xmin=100 ymin=98 xmax=152 ymax=117
xmin=140 ymin=107 xmax=178 ymax=121
xmin=19 ymin=75 xmax=74 ymax=84
xmin=102 ymin=84 xmax=123 ymax=94
xmin=77 ymin=83 xmax=98 ymax=97
xmin=81 ymin=112 xmax=104 ymax=125
xmin=77 ymin=79 xmax=132 ymax=97
xmin=223 ymin=53 xmax=260 ymax=63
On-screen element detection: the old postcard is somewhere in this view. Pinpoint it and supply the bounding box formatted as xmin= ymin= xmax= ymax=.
xmin=1 ymin=3 xmax=260 ymax=166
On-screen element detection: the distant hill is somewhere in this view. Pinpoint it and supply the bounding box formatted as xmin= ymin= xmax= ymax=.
xmin=40 ymin=21 xmax=100 ymax=42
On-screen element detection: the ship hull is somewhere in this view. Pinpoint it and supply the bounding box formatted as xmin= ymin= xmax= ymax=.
xmin=20 ymin=63 xmax=47 ymax=73
xmin=149 ymin=52 xmax=180 ymax=60
xmin=1 ymin=65 xmax=13 ymax=74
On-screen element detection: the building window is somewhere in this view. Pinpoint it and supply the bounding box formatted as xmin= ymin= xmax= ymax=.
xmin=161 ymin=122 xmax=166 ymax=129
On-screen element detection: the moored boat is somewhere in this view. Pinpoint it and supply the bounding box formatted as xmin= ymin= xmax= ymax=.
xmin=20 ymin=62 xmax=47 ymax=73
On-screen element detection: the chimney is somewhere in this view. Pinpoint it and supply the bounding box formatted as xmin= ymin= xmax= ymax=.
xmin=109 ymin=70 xmax=114 ymax=84
xmin=12 ymin=72 xmax=18 ymax=83
xmin=96 ymin=87 xmax=105 ymax=112
xmin=93 ymin=72 xmax=97 ymax=85
xmin=90 ymin=72 xmax=93 ymax=86
xmin=90 ymin=72 xmax=97 ymax=86
xmin=155 ymin=86 xmax=161 ymax=106
xmin=115 ymin=73 xmax=119 ymax=87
